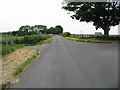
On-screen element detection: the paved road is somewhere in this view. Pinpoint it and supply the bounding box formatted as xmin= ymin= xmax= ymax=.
xmin=12 ymin=36 xmax=118 ymax=88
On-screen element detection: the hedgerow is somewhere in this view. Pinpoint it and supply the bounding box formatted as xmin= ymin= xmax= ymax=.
xmin=2 ymin=34 xmax=53 ymax=56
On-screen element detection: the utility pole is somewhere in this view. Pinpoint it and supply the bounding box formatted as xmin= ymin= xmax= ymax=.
xmin=80 ymin=30 xmax=83 ymax=39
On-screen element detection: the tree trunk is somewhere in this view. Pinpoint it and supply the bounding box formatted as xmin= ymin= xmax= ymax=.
xmin=103 ymin=25 xmax=110 ymax=38
xmin=104 ymin=30 xmax=109 ymax=38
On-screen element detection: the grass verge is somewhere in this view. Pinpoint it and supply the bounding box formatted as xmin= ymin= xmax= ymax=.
xmin=38 ymin=37 xmax=54 ymax=45
xmin=65 ymin=37 xmax=116 ymax=43
xmin=13 ymin=50 xmax=39 ymax=76
xmin=1 ymin=50 xmax=39 ymax=90
xmin=2 ymin=44 xmax=24 ymax=56
xmin=1 ymin=82 xmax=11 ymax=90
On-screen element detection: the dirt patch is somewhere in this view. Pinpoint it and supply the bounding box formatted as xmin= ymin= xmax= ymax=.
xmin=1 ymin=48 xmax=37 ymax=84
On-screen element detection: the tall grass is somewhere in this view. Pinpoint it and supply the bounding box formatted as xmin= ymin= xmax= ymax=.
xmin=2 ymin=44 xmax=24 ymax=56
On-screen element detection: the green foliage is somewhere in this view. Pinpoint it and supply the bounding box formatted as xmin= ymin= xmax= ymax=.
xmin=2 ymin=44 xmax=24 ymax=56
xmin=94 ymin=35 xmax=120 ymax=40
xmin=2 ymin=34 xmax=53 ymax=56
xmin=62 ymin=2 xmax=120 ymax=37
xmin=17 ymin=25 xmax=48 ymax=36
xmin=1 ymin=82 xmax=11 ymax=90
xmin=55 ymin=25 xmax=63 ymax=34
xmin=46 ymin=25 xmax=63 ymax=35
xmin=61 ymin=32 xmax=71 ymax=37
xmin=23 ymin=34 xmax=51 ymax=44
xmin=69 ymin=34 xmax=120 ymax=40
xmin=2 ymin=25 xmax=64 ymax=36
xmin=47 ymin=27 xmax=56 ymax=34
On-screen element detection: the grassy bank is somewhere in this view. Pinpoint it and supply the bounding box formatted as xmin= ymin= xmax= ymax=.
xmin=1 ymin=49 xmax=39 ymax=90
xmin=2 ymin=44 xmax=24 ymax=56
xmin=13 ymin=50 xmax=39 ymax=76
xmin=38 ymin=36 xmax=54 ymax=45
xmin=63 ymin=35 xmax=119 ymax=43
xmin=66 ymin=37 xmax=114 ymax=43
xmin=69 ymin=34 xmax=120 ymax=40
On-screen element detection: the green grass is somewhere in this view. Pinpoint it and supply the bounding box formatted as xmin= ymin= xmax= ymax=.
xmin=1 ymin=50 xmax=39 ymax=90
xmin=65 ymin=37 xmax=113 ymax=43
xmin=46 ymin=37 xmax=53 ymax=43
xmin=69 ymin=34 xmax=120 ymax=40
xmin=2 ymin=34 xmax=53 ymax=45
xmin=64 ymin=34 xmax=119 ymax=43
xmin=2 ymin=34 xmax=54 ymax=56
xmin=76 ymin=39 xmax=112 ymax=43
xmin=1 ymin=82 xmax=11 ymax=90
xmin=2 ymin=44 xmax=24 ymax=56
xmin=1 ymin=34 xmax=53 ymax=89
xmin=13 ymin=51 xmax=39 ymax=76
xmin=44 ymin=37 xmax=54 ymax=43
xmin=65 ymin=37 xmax=77 ymax=41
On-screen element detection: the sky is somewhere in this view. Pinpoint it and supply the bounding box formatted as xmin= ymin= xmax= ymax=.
xmin=0 ymin=0 xmax=119 ymax=35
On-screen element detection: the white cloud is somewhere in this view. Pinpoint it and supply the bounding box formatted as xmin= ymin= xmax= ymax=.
xmin=0 ymin=0 xmax=118 ymax=34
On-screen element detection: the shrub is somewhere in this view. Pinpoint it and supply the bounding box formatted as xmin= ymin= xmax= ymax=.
xmin=2 ymin=34 xmax=53 ymax=56
xmin=2 ymin=44 xmax=24 ymax=56
xmin=61 ymin=32 xmax=71 ymax=37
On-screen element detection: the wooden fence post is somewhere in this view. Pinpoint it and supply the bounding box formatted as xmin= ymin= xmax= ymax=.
xmin=6 ymin=41 xmax=8 ymax=46
xmin=11 ymin=40 xmax=14 ymax=45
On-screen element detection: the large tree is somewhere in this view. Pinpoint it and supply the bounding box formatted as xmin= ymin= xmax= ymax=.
xmin=18 ymin=25 xmax=31 ymax=36
xmin=62 ymin=1 xmax=120 ymax=37
xmin=55 ymin=25 xmax=63 ymax=34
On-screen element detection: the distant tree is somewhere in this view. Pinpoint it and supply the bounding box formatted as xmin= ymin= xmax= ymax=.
xmin=55 ymin=25 xmax=63 ymax=34
xmin=47 ymin=27 xmax=57 ymax=34
xmin=61 ymin=32 xmax=71 ymax=37
xmin=34 ymin=25 xmax=47 ymax=30
xmin=62 ymin=1 xmax=120 ymax=37
xmin=34 ymin=25 xmax=47 ymax=34
xmin=18 ymin=25 xmax=47 ymax=35
xmin=11 ymin=31 xmax=18 ymax=36
xmin=18 ymin=25 xmax=31 ymax=36
xmin=19 ymin=25 xmax=31 ymax=31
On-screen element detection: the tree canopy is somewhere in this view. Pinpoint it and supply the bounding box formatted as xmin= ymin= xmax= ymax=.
xmin=55 ymin=25 xmax=63 ymax=34
xmin=62 ymin=1 xmax=120 ymax=37
xmin=46 ymin=25 xmax=63 ymax=35
xmin=11 ymin=25 xmax=63 ymax=36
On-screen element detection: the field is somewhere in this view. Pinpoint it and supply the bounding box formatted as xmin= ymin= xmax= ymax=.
xmin=63 ymin=34 xmax=120 ymax=43
xmin=70 ymin=34 xmax=120 ymax=40
xmin=1 ymin=34 xmax=53 ymax=56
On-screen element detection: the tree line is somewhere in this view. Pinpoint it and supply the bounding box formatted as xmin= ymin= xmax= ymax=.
xmin=2 ymin=25 xmax=63 ymax=36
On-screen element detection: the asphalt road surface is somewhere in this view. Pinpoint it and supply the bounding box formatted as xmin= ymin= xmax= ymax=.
xmin=12 ymin=36 xmax=118 ymax=88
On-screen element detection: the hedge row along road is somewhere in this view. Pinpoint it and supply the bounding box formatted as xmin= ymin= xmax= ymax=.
xmin=12 ymin=36 xmax=118 ymax=88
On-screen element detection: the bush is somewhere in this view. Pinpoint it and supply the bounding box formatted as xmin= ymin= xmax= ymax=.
xmin=2 ymin=44 xmax=24 ymax=56
xmin=2 ymin=34 xmax=53 ymax=56
xmin=61 ymin=32 xmax=71 ymax=37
